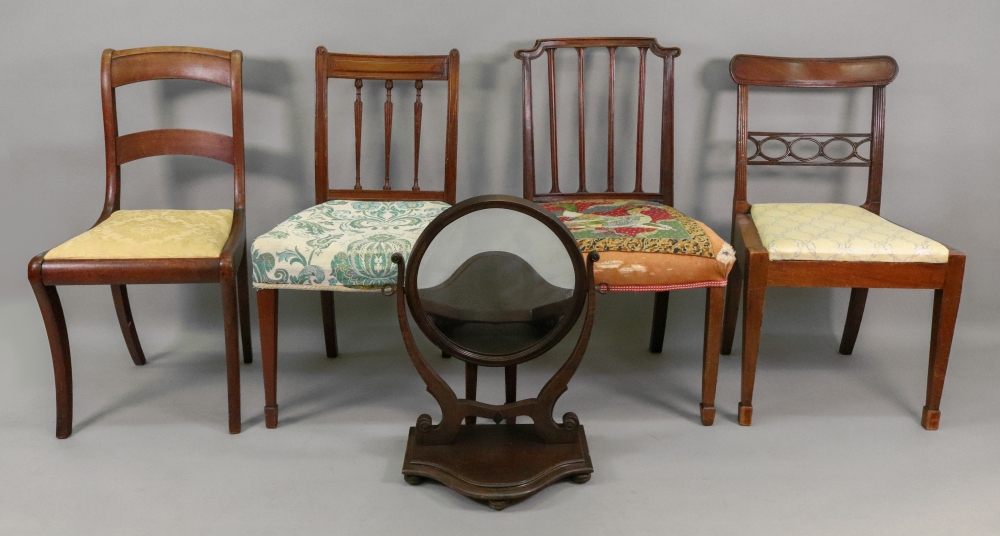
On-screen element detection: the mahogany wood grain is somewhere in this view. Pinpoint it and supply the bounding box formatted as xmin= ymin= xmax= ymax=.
xmin=257 ymin=288 xmax=279 ymax=428
xmin=111 ymin=285 xmax=146 ymax=366
xmin=393 ymin=196 xmax=599 ymax=506
xmin=723 ymin=55 xmax=964 ymax=429
xmin=116 ymin=129 xmax=234 ymax=165
xmin=730 ymin=55 xmax=898 ymax=88
xmin=517 ymin=38 xmax=718 ymax=423
xmin=28 ymin=47 xmax=251 ymax=438
xmin=262 ymin=47 xmax=462 ymax=428
xmin=413 ymin=80 xmax=423 ymax=190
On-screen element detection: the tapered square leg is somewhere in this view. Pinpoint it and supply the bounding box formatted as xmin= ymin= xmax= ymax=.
xmin=921 ymin=253 xmax=964 ymax=430
xmin=649 ymin=291 xmax=670 ymax=353
xmin=320 ymin=290 xmax=339 ymax=358
xmin=237 ymin=243 xmax=254 ymax=364
xmin=701 ymin=287 xmax=724 ymax=426
xmin=739 ymin=251 xmax=768 ymax=427
xmin=258 ymin=289 xmax=279 ymax=429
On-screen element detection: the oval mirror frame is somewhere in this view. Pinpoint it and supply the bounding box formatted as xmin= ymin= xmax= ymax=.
xmin=404 ymin=195 xmax=588 ymax=366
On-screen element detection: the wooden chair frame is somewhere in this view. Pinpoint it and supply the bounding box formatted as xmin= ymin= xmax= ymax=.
xmin=516 ymin=37 xmax=723 ymax=425
xmin=720 ymin=55 xmax=965 ymax=429
xmin=257 ymin=47 xmax=459 ymax=428
xmin=27 ymin=47 xmax=252 ymax=438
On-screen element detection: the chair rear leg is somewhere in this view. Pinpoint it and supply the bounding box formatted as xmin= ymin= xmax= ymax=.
xmin=237 ymin=244 xmax=253 ymax=364
xmin=464 ymin=362 xmax=477 ymax=426
xmin=739 ymin=253 xmax=768 ymax=426
xmin=29 ymin=267 xmax=74 ymax=439
xmin=220 ymin=276 xmax=241 ymax=434
xmin=258 ymin=289 xmax=279 ymax=429
xmin=505 ymin=365 xmax=517 ymax=424
xmin=320 ymin=291 xmax=339 ymax=358
xmin=700 ymin=287 xmax=724 ymax=426
xmin=649 ymin=291 xmax=670 ymax=353
xmin=721 ymin=262 xmax=742 ymax=355
xmin=838 ymin=288 xmax=869 ymax=355
xmin=922 ymin=254 xmax=965 ymax=430
xmin=111 ymin=285 xmax=146 ymax=366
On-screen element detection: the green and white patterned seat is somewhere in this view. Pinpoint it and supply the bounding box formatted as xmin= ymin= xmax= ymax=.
xmin=251 ymin=200 xmax=449 ymax=291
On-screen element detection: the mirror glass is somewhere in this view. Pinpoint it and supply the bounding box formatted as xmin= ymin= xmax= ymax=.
xmin=416 ymin=208 xmax=577 ymax=356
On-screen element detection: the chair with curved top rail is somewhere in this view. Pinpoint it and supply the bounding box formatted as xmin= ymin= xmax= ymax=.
xmin=721 ymin=55 xmax=965 ymax=429
xmin=27 ymin=47 xmax=252 ymax=438
xmin=252 ymin=47 xmax=459 ymax=428
xmin=515 ymin=38 xmax=735 ymax=426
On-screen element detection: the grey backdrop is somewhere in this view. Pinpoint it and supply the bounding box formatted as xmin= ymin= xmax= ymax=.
xmin=1 ymin=1 xmax=999 ymax=532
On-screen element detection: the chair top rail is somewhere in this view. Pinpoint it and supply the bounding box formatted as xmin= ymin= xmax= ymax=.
xmin=730 ymin=55 xmax=898 ymax=88
xmin=515 ymin=37 xmax=680 ymax=60
xmin=109 ymin=47 xmax=237 ymax=88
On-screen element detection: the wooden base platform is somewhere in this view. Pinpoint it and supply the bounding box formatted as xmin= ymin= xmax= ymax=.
xmin=402 ymin=423 xmax=593 ymax=510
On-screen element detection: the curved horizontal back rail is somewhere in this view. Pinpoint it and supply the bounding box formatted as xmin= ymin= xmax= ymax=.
xmin=515 ymin=37 xmax=680 ymax=204
xmin=730 ymin=55 xmax=898 ymax=88
xmin=109 ymin=47 xmax=234 ymax=88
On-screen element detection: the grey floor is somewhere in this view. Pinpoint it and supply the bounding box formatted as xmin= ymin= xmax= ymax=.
xmin=2 ymin=288 xmax=999 ymax=535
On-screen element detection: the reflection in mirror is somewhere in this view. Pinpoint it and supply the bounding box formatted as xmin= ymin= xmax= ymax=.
xmin=416 ymin=208 xmax=576 ymax=356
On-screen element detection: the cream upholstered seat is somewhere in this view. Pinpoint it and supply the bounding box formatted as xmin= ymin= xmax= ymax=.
xmin=542 ymin=199 xmax=735 ymax=291
xmin=750 ymin=203 xmax=948 ymax=263
xmin=252 ymin=200 xmax=449 ymax=291
xmin=45 ymin=209 xmax=233 ymax=260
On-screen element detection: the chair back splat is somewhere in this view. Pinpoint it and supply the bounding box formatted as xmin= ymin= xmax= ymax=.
xmin=730 ymin=55 xmax=898 ymax=216
xmin=101 ymin=47 xmax=245 ymax=218
xmin=315 ymin=47 xmax=459 ymax=205
xmin=515 ymin=38 xmax=680 ymax=204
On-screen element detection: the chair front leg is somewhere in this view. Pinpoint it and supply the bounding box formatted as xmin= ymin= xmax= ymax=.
xmin=111 ymin=285 xmax=146 ymax=366
xmin=29 ymin=259 xmax=73 ymax=439
xmin=257 ymin=289 xmax=279 ymax=428
xmin=700 ymin=286 xmax=725 ymax=425
xmin=220 ymin=275 xmax=242 ymax=434
xmin=922 ymin=253 xmax=965 ymax=430
xmin=649 ymin=291 xmax=670 ymax=353
xmin=739 ymin=251 xmax=769 ymax=426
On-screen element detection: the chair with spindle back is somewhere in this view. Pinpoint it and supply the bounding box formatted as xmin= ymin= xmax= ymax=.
xmin=27 ymin=47 xmax=252 ymax=438
xmin=252 ymin=47 xmax=459 ymax=428
xmin=721 ymin=55 xmax=965 ymax=429
xmin=515 ymin=38 xmax=736 ymax=426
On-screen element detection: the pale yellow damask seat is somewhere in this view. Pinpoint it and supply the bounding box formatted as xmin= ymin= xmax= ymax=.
xmin=45 ymin=209 xmax=233 ymax=260
xmin=750 ymin=203 xmax=948 ymax=263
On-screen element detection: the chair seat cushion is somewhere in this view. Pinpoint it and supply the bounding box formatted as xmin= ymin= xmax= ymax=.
xmin=751 ymin=203 xmax=949 ymax=263
xmin=542 ymin=199 xmax=734 ymax=291
xmin=44 ymin=209 xmax=233 ymax=260
xmin=251 ymin=200 xmax=450 ymax=291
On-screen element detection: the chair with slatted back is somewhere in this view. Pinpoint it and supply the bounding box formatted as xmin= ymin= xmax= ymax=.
xmin=515 ymin=38 xmax=735 ymax=426
xmin=27 ymin=47 xmax=252 ymax=438
xmin=252 ymin=47 xmax=459 ymax=428
xmin=720 ymin=55 xmax=965 ymax=429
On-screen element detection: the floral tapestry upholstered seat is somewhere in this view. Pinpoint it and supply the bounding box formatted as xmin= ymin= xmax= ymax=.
xmin=750 ymin=203 xmax=949 ymax=263
xmin=252 ymin=200 xmax=450 ymax=291
xmin=542 ymin=199 xmax=736 ymax=291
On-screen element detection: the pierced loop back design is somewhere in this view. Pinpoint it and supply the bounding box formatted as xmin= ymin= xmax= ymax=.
xmin=315 ymin=47 xmax=459 ymax=205
xmin=515 ymin=38 xmax=680 ymax=205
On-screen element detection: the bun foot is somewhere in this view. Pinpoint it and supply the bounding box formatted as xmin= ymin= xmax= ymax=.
xmin=487 ymin=500 xmax=510 ymax=510
xmin=265 ymin=405 xmax=279 ymax=429
xmin=404 ymin=475 xmax=424 ymax=485
xmin=738 ymin=403 xmax=753 ymax=426
xmin=921 ymin=407 xmax=941 ymax=430
xmin=700 ymin=404 xmax=716 ymax=426
xmin=571 ymin=473 xmax=591 ymax=484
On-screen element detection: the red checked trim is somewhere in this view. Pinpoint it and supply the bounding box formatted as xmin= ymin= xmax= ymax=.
xmin=597 ymin=280 xmax=728 ymax=293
